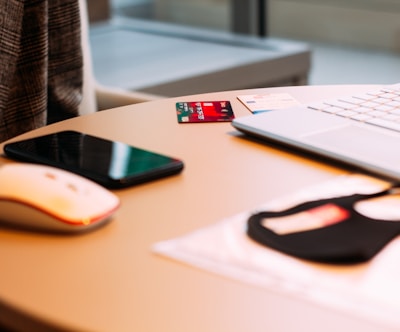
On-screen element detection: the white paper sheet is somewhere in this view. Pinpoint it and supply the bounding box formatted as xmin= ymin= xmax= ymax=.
xmin=153 ymin=174 xmax=400 ymax=329
xmin=237 ymin=93 xmax=301 ymax=113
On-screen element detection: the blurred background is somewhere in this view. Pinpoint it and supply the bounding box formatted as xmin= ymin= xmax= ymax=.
xmin=87 ymin=0 xmax=400 ymax=96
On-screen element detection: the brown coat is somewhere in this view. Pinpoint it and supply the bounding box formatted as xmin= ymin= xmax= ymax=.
xmin=0 ymin=0 xmax=82 ymax=142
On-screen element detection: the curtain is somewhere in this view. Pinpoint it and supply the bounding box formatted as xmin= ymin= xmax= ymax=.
xmin=0 ymin=0 xmax=83 ymax=142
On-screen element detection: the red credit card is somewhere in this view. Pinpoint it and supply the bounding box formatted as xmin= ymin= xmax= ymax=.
xmin=176 ymin=101 xmax=235 ymax=123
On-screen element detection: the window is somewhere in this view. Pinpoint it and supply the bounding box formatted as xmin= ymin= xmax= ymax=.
xmin=111 ymin=0 xmax=269 ymax=36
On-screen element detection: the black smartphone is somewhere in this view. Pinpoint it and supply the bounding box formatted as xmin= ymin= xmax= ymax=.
xmin=4 ymin=131 xmax=184 ymax=189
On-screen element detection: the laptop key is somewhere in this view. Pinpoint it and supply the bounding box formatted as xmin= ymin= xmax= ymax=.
xmin=368 ymin=110 xmax=388 ymax=117
xmin=374 ymin=105 xmax=393 ymax=112
xmin=337 ymin=110 xmax=357 ymax=118
xmin=382 ymin=114 xmax=400 ymax=121
xmin=325 ymin=100 xmax=354 ymax=109
xmin=366 ymin=118 xmax=400 ymax=132
xmin=351 ymin=113 xmax=373 ymax=121
xmin=353 ymin=106 xmax=372 ymax=113
xmin=339 ymin=96 xmax=365 ymax=105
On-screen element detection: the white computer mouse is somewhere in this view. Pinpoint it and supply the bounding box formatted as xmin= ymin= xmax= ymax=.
xmin=0 ymin=163 xmax=120 ymax=233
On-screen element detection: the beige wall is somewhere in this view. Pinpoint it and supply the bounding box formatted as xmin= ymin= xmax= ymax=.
xmin=153 ymin=0 xmax=400 ymax=51
xmin=270 ymin=0 xmax=400 ymax=51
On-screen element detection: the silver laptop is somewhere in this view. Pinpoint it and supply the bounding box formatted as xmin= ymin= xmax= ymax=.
xmin=232 ymin=84 xmax=400 ymax=181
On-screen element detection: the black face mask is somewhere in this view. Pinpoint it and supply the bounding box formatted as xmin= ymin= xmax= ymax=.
xmin=247 ymin=189 xmax=400 ymax=264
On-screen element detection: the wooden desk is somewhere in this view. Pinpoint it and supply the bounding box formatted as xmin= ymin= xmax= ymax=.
xmin=0 ymin=85 xmax=394 ymax=332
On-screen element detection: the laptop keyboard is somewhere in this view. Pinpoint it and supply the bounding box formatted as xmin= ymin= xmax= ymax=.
xmin=307 ymin=84 xmax=400 ymax=132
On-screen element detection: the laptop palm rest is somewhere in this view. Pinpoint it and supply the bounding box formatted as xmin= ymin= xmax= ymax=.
xmin=232 ymin=108 xmax=400 ymax=180
xmin=303 ymin=126 xmax=400 ymax=166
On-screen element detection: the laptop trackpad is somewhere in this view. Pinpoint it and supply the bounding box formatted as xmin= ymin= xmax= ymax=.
xmin=303 ymin=125 xmax=400 ymax=166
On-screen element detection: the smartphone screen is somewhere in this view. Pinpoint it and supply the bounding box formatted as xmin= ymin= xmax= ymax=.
xmin=4 ymin=131 xmax=184 ymax=189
